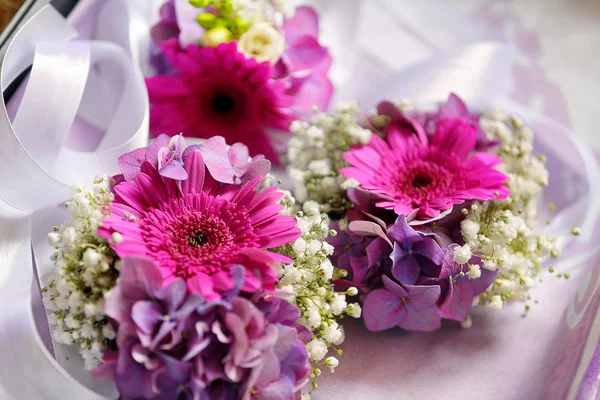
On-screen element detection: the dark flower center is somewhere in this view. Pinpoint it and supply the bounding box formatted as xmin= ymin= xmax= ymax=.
xmin=188 ymin=231 xmax=209 ymax=247
xmin=411 ymin=174 xmax=433 ymax=188
xmin=212 ymin=93 xmax=236 ymax=115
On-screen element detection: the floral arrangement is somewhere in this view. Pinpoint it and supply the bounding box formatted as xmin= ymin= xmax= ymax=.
xmin=147 ymin=0 xmax=332 ymax=162
xmin=43 ymin=135 xmax=360 ymax=399
xmin=287 ymin=94 xmax=566 ymax=331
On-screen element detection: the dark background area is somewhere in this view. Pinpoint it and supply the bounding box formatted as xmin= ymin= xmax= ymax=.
xmin=50 ymin=0 xmax=79 ymax=16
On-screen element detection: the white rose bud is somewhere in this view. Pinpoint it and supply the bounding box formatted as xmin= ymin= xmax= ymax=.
xmin=238 ymin=23 xmax=285 ymax=64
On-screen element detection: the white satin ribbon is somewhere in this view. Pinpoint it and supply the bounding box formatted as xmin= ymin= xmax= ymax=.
xmin=0 ymin=2 xmax=150 ymax=399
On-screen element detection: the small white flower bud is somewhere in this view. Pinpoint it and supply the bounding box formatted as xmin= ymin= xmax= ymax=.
xmin=324 ymin=356 xmax=339 ymax=372
xmin=466 ymin=264 xmax=481 ymax=280
xmin=346 ymin=303 xmax=362 ymax=318
xmin=47 ymin=232 xmax=61 ymax=245
xmin=111 ymin=232 xmax=123 ymax=244
xmin=488 ymin=295 xmax=503 ymax=310
xmin=82 ymin=248 xmax=101 ymax=269
xmin=459 ymin=315 xmax=473 ymax=329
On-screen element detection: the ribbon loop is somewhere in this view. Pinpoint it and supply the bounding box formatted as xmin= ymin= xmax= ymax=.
xmin=0 ymin=3 xmax=150 ymax=399
xmin=13 ymin=41 xmax=91 ymax=170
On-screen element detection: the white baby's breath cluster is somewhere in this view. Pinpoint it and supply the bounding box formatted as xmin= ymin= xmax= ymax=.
xmin=287 ymin=103 xmax=372 ymax=214
xmin=459 ymin=111 xmax=561 ymax=310
xmin=42 ymin=176 xmax=118 ymax=369
xmin=274 ymin=192 xmax=361 ymax=390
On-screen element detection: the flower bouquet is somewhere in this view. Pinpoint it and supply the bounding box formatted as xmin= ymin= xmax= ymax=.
xmin=288 ymin=94 xmax=572 ymax=332
xmin=146 ymin=0 xmax=332 ymax=162
xmin=43 ymin=135 xmax=360 ymax=399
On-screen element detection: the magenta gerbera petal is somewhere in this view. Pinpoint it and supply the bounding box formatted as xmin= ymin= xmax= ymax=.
xmin=342 ymin=115 xmax=510 ymax=219
xmin=100 ymin=144 xmax=300 ymax=299
xmin=146 ymin=40 xmax=296 ymax=163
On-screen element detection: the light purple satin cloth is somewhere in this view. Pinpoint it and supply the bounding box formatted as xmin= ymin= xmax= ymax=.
xmin=314 ymin=277 xmax=586 ymax=400
xmin=579 ymin=342 xmax=600 ymax=400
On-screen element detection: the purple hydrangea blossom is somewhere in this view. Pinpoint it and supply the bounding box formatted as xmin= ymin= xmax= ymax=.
xmin=157 ymin=134 xmax=188 ymax=180
xmin=194 ymin=136 xmax=271 ymax=185
xmin=117 ymin=134 xmax=270 ymax=185
xmin=278 ymin=6 xmax=333 ymax=113
xmin=388 ymin=215 xmax=444 ymax=284
xmin=331 ymin=215 xmax=497 ymax=332
xmin=421 ymin=245 xmax=499 ymax=321
xmin=93 ymin=256 xmax=310 ymax=400
xmin=328 ymin=221 xmax=375 ymax=285
xmin=151 ymin=0 xmax=204 ymax=48
xmin=363 ymin=275 xmax=441 ymax=332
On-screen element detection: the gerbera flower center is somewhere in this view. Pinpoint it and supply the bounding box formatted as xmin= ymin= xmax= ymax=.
xmin=386 ymin=149 xmax=462 ymax=205
xmin=212 ymin=93 xmax=236 ymax=115
xmin=139 ymin=193 xmax=260 ymax=279
xmin=188 ymin=230 xmax=209 ymax=248
xmin=411 ymin=174 xmax=433 ymax=189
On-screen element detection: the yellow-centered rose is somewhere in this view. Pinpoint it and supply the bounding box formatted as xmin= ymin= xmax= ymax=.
xmin=238 ymin=23 xmax=285 ymax=64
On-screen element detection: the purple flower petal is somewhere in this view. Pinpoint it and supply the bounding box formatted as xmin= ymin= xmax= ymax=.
xmin=399 ymin=283 xmax=442 ymax=331
xmin=159 ymin=159 xmax=188 ymax=180
xmin=400 ymin=302 xmax=442 ymax=332
xmin=349 ymin=220 xmax=392 ymax=246
xmin=440 ymin=93 xmax=469 ymax=117
xmin=363 ymin=288 xmax=404 ymax=331
xmin=146 ymin=134 xmax=171 ymax=167
xmin=155 ymin=278 xmax=188 ymax=314
xmin=242 ymin=159 xmax=271 ymax=183
xmin=439 ymin=278 xmax=474 ymax=321
xmin=198 ymin=137 xmax=237 ymax=183
xmin=253 ymin=375 xmax=294 ymax=400
xmin=131 ymin=301 xmax=164 ymax=335
xmin=390 ymin=243 xmax=420 ymax=285
xmin=387 ymin=215 xmax=422 ymax=246
xmin=283 ymin=6 xmax=319 ymax=45
xmin=227 ymin=142 xmax=250 ymax=171
xmin=403 ymin=283 xmax=442 ymax=308
xmin=118 ymin=148 xmax=146 ymax=182
xmin=119 ymin=256 xmax=163 ymax=301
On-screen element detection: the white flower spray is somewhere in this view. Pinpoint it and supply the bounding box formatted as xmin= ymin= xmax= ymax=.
xmin=460 ymin=112 xmax=563 ymax=310
xmin=42 ymin=176 xmax=118 ymax=369
xmin=273 ymin=192 xmax=361 ymax=392
xmin=287 ymin=103 xmax=372 ymax=214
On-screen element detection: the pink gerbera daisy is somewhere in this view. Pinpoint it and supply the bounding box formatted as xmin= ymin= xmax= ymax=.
xmin=99 ymin=149 xmax=300 ymax=300
xmin=146 ymin=40 xmax=296 ymax=163
xmin=341 ymin=117 xmax=510 ymax=219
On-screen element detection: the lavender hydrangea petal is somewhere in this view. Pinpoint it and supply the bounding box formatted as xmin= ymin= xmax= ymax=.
xmin=390 ymin=243 xmax=421 ymax=285
xmin=363 ymin=288 xmax=404 ymax=331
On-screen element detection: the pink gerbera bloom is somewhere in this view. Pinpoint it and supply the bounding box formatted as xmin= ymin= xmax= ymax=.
xmin=341 ymin=117 xmax=510 ymax=219
xmin=146 ymin=40 xmax=296 ymax=162
xmin=99 ymin=149 xmax=300 ymax=300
